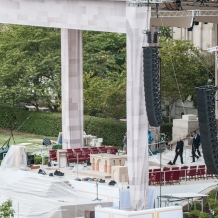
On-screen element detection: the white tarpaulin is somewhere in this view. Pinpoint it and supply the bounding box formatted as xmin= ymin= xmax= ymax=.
xmin=1 ymin=145 xmax=27 ymax=169
xmin=0 ymin=169 xmax=112 ymax=218
xmin=126 ymin=5 xmax=150 ymax=210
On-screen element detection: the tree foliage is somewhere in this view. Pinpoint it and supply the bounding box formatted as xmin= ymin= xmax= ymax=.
xmin=84 ymin=71 xmax=126 ymax=119
xmin=83 ymin=31 xmax=127 ymax=119
xmin=83 ymin=31 xmax=126 ymax=77
xmin=159 ymin=39 xmax=215 ymax=121
xmin=0 ymin=24 xmax=61 ymax=111
xmin=0 ymin=199 xmax=15 ymax=218
xmin=159 ymin=26 xmax=172 ymax=40
xmin=0 ymin=24 xmax=214 ymax=122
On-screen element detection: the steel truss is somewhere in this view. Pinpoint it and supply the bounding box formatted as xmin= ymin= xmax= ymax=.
xmin=151 ymin=10 xmax=218 ymax=17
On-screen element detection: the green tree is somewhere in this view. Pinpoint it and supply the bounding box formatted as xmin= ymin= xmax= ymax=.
xmin=84 ymin=71 xmax=126 ymax=119
xmin=159 ymin=26 xmax=172 ymax=40
xmin=0 ymin=199 xmax=15 ymax=218
xmin=83 ymin=31 xmax=126 ymax=77
xmin=159 ymin=39 xmax=214 ymax=122
xmin=0 ymin=24 xmax=61 ymax=111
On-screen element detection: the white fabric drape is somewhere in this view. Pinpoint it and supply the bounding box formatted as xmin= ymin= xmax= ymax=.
xmin=126 ymin=6 xmax=150 ymax=210
xmin=1 ymin=145 xmax=27 ymax=169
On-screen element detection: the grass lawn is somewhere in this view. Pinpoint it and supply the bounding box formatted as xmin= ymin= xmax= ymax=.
xmin=0 ymin=128 xmax=57 ymax=151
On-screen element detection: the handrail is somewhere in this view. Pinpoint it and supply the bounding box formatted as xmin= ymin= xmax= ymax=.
xmin=168 ymin=127 xmax=200 ymax=146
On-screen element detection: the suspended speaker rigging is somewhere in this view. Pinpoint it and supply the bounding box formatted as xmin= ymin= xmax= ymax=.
xmin=143 ymin=46 xmax=163 ymax=127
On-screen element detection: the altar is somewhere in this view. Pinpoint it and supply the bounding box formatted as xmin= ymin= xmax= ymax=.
xmin=90 ymin=154 xmax=125 ymax=174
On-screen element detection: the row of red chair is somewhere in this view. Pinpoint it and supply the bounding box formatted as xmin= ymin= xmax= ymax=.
xmin=149 ymin=165 xmax=214 ymax=186
xmin=49 ymin=146 xmax=117 ymax=164
xmin=149 ymin=170 xmax=180 ymax=186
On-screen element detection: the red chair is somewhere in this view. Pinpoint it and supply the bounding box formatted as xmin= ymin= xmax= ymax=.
xmin=149 ymin=169 xmax=153 ymax=180
xmin=98 ymin=147 xmax=107 ymax=153
xmin=196 ymin=165 xmax=206 ymax=179
xmin=150 ymin=171 xmax=163 ymax=186
xmin=90 ymin=148 xmax=99 ymax=154
xmin=165 ymin=171 xmax=173 ymax=185
xmin=49 ymin=150 xmax=57 ymax=161
xmin=66 ymin=149 xmax=77 ymax=165
xmin=180 ymin=166 xmax=188 ymax=181
xmin=162 ymin=168 xmax=170 ymax=181
xmin=82 ymin=148 xmax=90 ymax=161
xmin=171 ymin=170 xmax=180 ymax=185
xmin=74 ymin=148 xmax=81 ymax=152
xmin=172 ymin=167 xmax=179 ymax=171
xmin=73 ymin=149 xmax=87 ymax=163
xmin=153 ymin=168 xmax=160 ymax=172
xmin=187 ymin=166 xmax=197 ymax=180
xmin=107 ymin=148 xmax=117 ymax=155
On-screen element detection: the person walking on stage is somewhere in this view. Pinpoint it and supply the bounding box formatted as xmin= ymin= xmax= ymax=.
xmin=191 ymin=131 xmax=201 ymax=162
xmin=193 ymin=131 xmax=201 ymax=157
xmin=167 ymin=137 xmax=184 ymax=165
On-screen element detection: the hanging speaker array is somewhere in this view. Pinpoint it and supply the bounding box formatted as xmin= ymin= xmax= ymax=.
xmin=196 ymin=85 xmax=218 ymax=174
xmin=143 ymin=46 xmax=163 ymax=127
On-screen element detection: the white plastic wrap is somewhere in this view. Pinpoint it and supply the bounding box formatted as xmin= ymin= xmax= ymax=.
xmin=1 ymin=145 xmax=27 ymax=169
xmin=0 ymin=169 xmax=112 ymax=217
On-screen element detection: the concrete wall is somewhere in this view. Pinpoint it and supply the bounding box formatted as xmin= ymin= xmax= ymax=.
xmin=162 ymin=100 xmax=198 ymax=120
xmin=172 ymin=115 xmax=199 ymax=145
xmin=172 ymin=23 xmax=218 ymax=50
xmin=171 ymin=100 xmax=198 ymax=119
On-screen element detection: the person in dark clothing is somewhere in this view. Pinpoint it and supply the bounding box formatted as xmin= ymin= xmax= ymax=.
xmin=172 ymin=137 xmax=184 ymax=164
xmin=193 ymin=131 xmax=201 ymax=157
xmin=191 ymin=131 xmax=201 ymax=162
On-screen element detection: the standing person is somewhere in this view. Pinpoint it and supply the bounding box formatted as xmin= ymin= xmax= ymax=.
xmin=191 ymin=131 xmax=199 ymax=162
xmin=123 ymin=132 xmax=127 ymax=154
xmin=193 ymin=131 xmax=201 ymax=157
xmin=172 ymin=137 xmax=184 ymax=165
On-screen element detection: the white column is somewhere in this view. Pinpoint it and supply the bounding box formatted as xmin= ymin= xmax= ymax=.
xmin=61 ymin=29 xmax=84 ymax=149
xmin=126 ymin=5 xmax=150 ymax=210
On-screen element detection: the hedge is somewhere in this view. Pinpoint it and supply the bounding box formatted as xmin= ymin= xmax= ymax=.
xmin=84 ymin=116 xmax=126 ymax=146
xmin=0 ymin=106 xmax=172 ymax=146
xmin=160 ymin=123 xmax=173 ymax=141
xmin=0 ymin=106 xmax=62 ymax=136
xmin=0 ymin=106 xmax=126 ymax=146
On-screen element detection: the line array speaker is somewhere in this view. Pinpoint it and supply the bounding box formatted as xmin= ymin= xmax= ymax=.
xmin=196 ymin=85 xmax=218 ymax=174
xmin=143 ymin=46 xmax=163 ymax=127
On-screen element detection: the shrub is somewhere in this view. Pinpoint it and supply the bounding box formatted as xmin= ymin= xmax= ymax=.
xmin=52 ymin=144 xmax=62 ymax=150
xmin=188 ymin=210 xmax=201 ymax=218
xmin=0 ymin=199 xmax=15 ymax=218
xmin=84 ymin=116 xmax=126 ymax=146
xmin=160 ymin=123 xmax=173 ymax=141
xmin=34 ymin=155 xmax=48 ymax=165
xmin=0 ymin=105 xmax=61 ymax=137
xmin=0 ymin=106 xmax=127 ymax=146
xmin=199 ymin=212 xmax=210 ymax=218
xmin=189 ymin=202 xmax=202 ymax=211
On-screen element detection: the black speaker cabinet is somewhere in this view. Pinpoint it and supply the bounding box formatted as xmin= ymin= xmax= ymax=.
xmin=143 ymin=46 xmax=163 ymax=127
xmin=196 ymin=86 xmax=218 ymax=174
